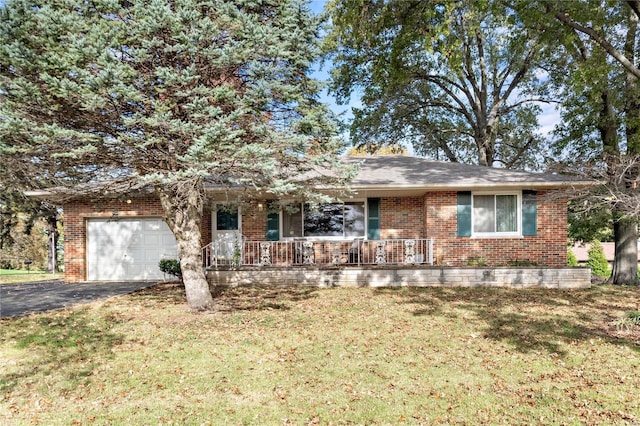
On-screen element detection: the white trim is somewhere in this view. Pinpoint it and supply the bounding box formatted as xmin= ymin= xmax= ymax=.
xmin=326 ymin=181 xmax=586 ymax=190
xmin=211 ymin=203 xmax=242 ymax=242
xmin=471 ymin=191 xmax=522 ymax=238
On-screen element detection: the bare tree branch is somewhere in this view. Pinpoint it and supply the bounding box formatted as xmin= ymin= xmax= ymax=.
xmin=553 ymin=8 xmax=640 ymax=79
xmin=549 ymin=155 xmax=640 ymax=222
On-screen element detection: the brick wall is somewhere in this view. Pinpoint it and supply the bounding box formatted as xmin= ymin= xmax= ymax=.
xmin=423 ymin=191 xmax=568 ymax=267
xmin=241 ymin=202 xmax=268 ymax=240
xmin=204 ymin=202 xmax=266 ymax=242
xmin=202 ymin=209 xmax=212 ymax=247
xmin=65 ymin=190 xmax=569 ymax=282
xmin=379 ymin=197 xmax=424 ymax=239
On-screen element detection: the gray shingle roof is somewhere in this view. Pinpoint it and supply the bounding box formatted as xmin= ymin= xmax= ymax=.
xmin=345 ymin=156 xmax=591 ymax=191
xmin=26 ymin=155 xmax=591 ymax=202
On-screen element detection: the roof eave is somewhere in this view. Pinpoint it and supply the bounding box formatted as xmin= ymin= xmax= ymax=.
xmin=202 ymin=180 xmax=596 ymax=200
xmin=321 ymin=180 xmax=596 ymax=192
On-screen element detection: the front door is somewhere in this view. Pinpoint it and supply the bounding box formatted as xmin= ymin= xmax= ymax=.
xmin=213 ymin=205 xmax=241 ymax=263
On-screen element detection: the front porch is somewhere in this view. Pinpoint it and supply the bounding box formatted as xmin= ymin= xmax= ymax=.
xmin=203 ymin=238 xmax=435 ymax=268
xmin=202 ymin=237 xmax=591 ymax=289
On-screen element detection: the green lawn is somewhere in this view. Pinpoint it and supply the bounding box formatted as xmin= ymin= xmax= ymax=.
xmin=0 ymin=270 xmax=63 ymax=284
xmin=0 ymin=269 xmax=39 ymax=274
xmin=1 ymin=284 xmax=638 ymax=425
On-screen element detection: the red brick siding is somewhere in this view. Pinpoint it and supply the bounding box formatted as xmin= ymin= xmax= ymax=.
xmin=64 ymin=191 xmax=568 ymax=282
xmin=379 ymin=197 xmax=424 ymax=239
xmin=424 ymin=191 xmax=458 ymax=240
xmin=423 ymin=191 xmax=568 ymax=267
xmin=202 ymin=209 xmax=212 ymax=247
xmin=241 ymin=202 xmax=268 ymax=240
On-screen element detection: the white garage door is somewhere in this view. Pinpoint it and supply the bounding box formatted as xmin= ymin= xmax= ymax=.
xmin=87 ymin=218 xmax=178 ymax=281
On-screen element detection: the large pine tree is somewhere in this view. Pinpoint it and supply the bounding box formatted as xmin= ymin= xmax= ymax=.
xmin=0 ymin=0 xmax=347 ymax=309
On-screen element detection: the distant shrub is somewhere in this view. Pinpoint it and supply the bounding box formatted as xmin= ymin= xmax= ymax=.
xmin=466 ymin=256 xmax=487 ymax=267
xmin=159 ymin=259 xmax=182 ymax=279
xmin=567 ymin=248 xmax=578 ymax=267
xmin=587 ymin=240 xmax=610 ymax=279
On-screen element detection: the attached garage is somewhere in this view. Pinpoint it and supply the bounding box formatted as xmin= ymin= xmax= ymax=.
xmin=86 ymin=218 xmax=178 ymax=281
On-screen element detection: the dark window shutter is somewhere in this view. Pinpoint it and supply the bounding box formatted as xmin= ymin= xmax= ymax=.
xmin=266 ymin=211 xmax=280 ymax=241
xmin=367 ymin=198 xmax=380 ymax=240
xmin=457 ymin=191 xmax=472 ymax=237
xmin=522 ymin=190 xmax=537 ymax=236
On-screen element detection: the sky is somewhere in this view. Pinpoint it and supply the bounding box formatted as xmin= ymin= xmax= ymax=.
xmin=308 ymin=1 xmax=360 ymax=128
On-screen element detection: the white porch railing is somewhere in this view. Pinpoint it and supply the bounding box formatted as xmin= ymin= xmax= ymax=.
xmin=203 ymin=238 xmax=434 ymax=268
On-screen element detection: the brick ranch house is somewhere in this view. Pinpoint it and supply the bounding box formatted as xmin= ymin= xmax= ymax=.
xmin=58 ymin=156 xmax=592 ymax=288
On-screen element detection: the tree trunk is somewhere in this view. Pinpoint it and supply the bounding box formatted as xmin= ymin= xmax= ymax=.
xmin=46 ymin=215 xmax=58 ymax=273
xmin=608 ymin=216 xmax=639 ymax=285
xmin=158 ymin=179 xmax=214 ymax=311
xmin=476 ymin=129 xmax=494 ymax=167
xmin=609 ymin=9 xmax=640 ymax=286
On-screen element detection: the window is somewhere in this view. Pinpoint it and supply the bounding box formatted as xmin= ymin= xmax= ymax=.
xmin=281 ymin=202 xmax=366 ymax=238
xmin=472 ymin=193 xmax=519 ymax=235
xmin=216 ymin=206 xmax=239 ymax=231
xmin=282 ymin=205 xmax=303 ymax=238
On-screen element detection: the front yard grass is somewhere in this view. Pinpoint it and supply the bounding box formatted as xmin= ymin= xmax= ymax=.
xmin=1 ymin=283 xmax=638 ymax=425
xmin=0 ymin=270 xmax=63 ymax=284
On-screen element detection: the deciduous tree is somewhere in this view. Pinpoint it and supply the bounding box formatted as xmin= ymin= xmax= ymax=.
xmin=0 ymin=190 xmax=61 ymax=273
xmin=325 ymin=0 xmax=551 ymax=169
xmin=517 ymin=0 xmax=640 ymax=284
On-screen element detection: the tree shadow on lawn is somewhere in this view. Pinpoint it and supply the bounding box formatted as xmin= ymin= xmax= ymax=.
xmin=130 ymin=280 xmax=189 ymax=305
xmin=131 ymin=282 xmax=319 ymax=313
xmin=375 ymin=286 xmax=640 ymax=356
xmin=210 ymin=284 xmax=319 ymax=313
xmin=0 ymin=307 xmax=124 ymax=394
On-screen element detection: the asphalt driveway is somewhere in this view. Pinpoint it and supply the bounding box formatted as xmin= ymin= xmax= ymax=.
xmin=0 ymin=280 xmax=159 ymax=318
